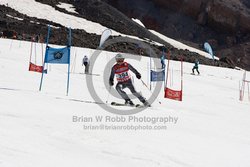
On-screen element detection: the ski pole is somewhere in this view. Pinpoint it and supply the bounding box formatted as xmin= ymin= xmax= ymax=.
xmin=140 ymin=79 xmax=162 ymax=104
xmin=105 ymin=86 xmax=112 ymax=103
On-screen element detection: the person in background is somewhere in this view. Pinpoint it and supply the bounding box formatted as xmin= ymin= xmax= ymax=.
xmin=160 ymin=54 xmax=165 ymax=69
xmin=192 ymin=59 xmax=200 ymax=75
xmin=82 ymin=55 xmax=89 ymax=74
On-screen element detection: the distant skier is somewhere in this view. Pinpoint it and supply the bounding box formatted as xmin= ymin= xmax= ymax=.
xmin=160 ymin=54 xmax=165 ymax=69
xmin=82 ymin=55 xmax=89 ymax=74
xmin=109 ymin=54 xmax=150 ymax=106
xmin=192 ymin=59 xmax=200 ymax=75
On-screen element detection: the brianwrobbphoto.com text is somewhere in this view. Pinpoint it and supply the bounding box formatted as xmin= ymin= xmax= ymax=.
xmin=72 ymin=115 xmax=179 ymax=131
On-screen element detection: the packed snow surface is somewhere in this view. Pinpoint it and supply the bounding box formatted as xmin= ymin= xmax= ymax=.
xmin=0 ymin=38 xmax=249 ymax=167
xmin=0 ymin=0 xmax=249 ymax=166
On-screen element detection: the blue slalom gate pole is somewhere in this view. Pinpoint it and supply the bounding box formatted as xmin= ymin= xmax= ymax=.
xmin=39 ymin=25 xmax=51 ymax=91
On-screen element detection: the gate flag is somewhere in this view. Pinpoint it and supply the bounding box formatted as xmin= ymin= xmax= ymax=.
xmin=150 ymin=69 xmax=165 ymax=82
xmin=29 ymin=62 xmax=43 ymax=73
xmin=164 ymin=52 xmax=183 ymax=101
xmin=39 ymin=25 xmax=71 ymax=95
xmin=164 ymin=88 xmax=182 ymax=101
xmin=45 ymin=46 xmax=70 ymax=64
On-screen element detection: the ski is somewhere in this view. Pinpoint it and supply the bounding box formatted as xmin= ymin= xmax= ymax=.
xmin=190 ymin=73 xmax=200 ymax=76
xmin=111 ymin=102 xmax=141 ymax=107
xmin=72 ymin=72 xmax=100 ymax=76
xmin=55 ymin=97 xmax=151 ymax=108
xmin=55 ymin=97 xmax=105 ymax=105
xmin=84 ymin=73 xmax=100 ymax=76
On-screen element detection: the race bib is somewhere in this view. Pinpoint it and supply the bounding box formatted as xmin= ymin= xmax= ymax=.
xmin=116 ymin=71 xmax=130 ymax=82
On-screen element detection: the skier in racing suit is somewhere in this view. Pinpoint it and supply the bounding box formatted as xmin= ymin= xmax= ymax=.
xmin=109 ymin=53 xmax=150 ymax=106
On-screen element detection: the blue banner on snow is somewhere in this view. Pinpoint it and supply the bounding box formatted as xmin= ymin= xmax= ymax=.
xmin=45 ymin=46 xmax=70 ymax=64
xmin=150 ymin=70 xmax=165 ymax=82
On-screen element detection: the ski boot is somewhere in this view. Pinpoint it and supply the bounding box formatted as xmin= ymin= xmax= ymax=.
xmin=142 ymin=100 xmax=151 ymax=107
xmin=125 ymin=99 xmax=134 ymax=106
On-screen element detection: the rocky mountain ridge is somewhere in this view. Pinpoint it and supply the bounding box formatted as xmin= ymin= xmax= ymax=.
xmin=0 ymin=0 xmax=245 ymax=69
xmin=105 ymin=0 xmax=250 ymax=70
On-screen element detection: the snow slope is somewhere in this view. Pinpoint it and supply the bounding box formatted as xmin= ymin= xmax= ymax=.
xmin=132 ymin=18 xmax=145 ymax=28
xmin=149 ymin=30 xmax=218 ymax=60
xmin=0 ymin=1 xmax=250 ymax=166
xmin=57 ymin=2 xmax=78 ymax=14
xmin=0 ymin=37 xmax=250 ymax=167
xmin=0 ymin=0 xmax=109 ymax=35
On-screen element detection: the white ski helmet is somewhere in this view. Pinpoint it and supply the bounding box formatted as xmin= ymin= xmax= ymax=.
xmin=115 ymin=53 xmax=124 ymax=62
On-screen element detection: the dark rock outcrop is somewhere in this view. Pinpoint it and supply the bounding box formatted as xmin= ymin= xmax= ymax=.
xmin=105 ymin=0 xmax=250 ymax=70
